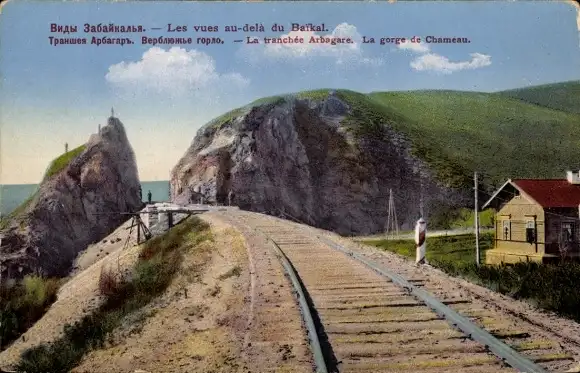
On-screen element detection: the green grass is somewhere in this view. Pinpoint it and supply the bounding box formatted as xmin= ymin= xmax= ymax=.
xmin=449 ymin=208 xmax=495 ymax=229
xmin=0 ymin=145 xmax=89 ymax=344
xmin=367 ymin=90 xmax=580 ymax=187
xmin=207 ymin=95 xmax=286 ymax=130
xmin=364 ymin=233 xmax=491 ymax=266
xmin=41 ymin=145 xmax=86 ymax=183
xmin=498 ymin=80 xmax=580 ymax=114
xmin=0 ymin=276 xmax=61 ymax=351
xmin=0 ymin=145 xmax=86 ymax=229
xmin=14 ymin=217 xmax=212 ymax=373
xmin=295 ymin=88 xmax=337 ymax=101
xmin=365 ymin=234 xmax=580 ymax=323
xmin=202 ymin=82 xmax=580 ymax=190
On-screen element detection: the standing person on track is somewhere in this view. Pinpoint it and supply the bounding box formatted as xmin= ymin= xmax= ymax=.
xmin=415 ymin=218 xmax=427 ymax=266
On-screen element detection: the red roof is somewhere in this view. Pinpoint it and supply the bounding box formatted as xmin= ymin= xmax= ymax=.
xmin=512 ymin=179 xmax=580 ymax=208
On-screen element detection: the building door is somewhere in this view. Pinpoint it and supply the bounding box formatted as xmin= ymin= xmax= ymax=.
xmin=560 ymin=221 xmax=577 ymax=253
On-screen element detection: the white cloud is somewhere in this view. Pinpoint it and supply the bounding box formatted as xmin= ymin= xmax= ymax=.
xmin=240 ymin=23 xmax=382 ymax=67
xmin=410 ymin=52 xmax=492 ymax=74
xmin=106 ymin=47 xmax=249 ymax=97
xmin=397 ymin=39 xmax=430 ymax=53
xmin=396 ymin=38 xmax=491 ymax=74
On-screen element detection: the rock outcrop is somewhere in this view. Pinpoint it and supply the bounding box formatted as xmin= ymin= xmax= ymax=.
xmin=170 ymin=92 xmax=472 ymax=235
xmin=0 ymin=115 xmax=142 ymax=280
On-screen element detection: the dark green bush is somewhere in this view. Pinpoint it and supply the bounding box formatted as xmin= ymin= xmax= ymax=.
xmin=0 ymin=276 xmax=60 ymax=351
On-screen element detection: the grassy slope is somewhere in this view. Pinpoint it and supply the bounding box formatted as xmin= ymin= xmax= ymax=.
xmin=41 ymin=144 xmax=86 ymax=183
xmin=208 ymin=95 xmax=286 ymax=129
xmin=498 ymin=80 xmax=580 ymax=114
xmin=367 ymin=90 xmax=580 ymax=187
xmin=0 ymin=145 xmax=86 ymax=229
xmin=204 ymin=82 xmax=580 ymax=191
xmin=0 ymin=276 xmax=61 ymax=351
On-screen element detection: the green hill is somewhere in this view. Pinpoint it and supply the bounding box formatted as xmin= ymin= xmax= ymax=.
xmin=41 ymin=144 xmax=86 ymax=183
xmin=497 ymin=80 xmax=580 ymax=114
xmin=366 ymin=89 xmax=580 ymax=188
xmin=211 ymin=84 xmax=580 ymax=191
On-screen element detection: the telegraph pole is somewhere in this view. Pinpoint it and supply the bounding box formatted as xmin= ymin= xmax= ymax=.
xmin=474 ymin=172 xmax=480 ymax=266
xmin=419 ymin=178 xmax=424 ymax=218
xmin=385 ymin=189 xmax=399 ymax=239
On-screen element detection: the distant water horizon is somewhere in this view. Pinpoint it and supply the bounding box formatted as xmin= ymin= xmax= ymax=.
xmin=0 ymin=180 xmax=170 ymax=217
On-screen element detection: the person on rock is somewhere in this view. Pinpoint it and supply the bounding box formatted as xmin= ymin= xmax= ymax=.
xmin=147 ymin=190 xmax=152 ymax=204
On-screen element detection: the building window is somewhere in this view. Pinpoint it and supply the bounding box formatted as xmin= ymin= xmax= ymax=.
xmin=526 ymin=220 xmax=536 ymax=244
xmin=502 ymin=220 xmax=511 ymax=241
xmin=561 ymin=222 xmax=576 ymax=244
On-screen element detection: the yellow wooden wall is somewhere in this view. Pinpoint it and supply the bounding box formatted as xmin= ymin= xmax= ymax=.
xmin=494 ymin=195 xmax=545 ymax=255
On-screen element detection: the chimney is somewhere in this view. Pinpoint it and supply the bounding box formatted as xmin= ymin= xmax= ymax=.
xmin=567 ymin=170 xmax=580 ymax=184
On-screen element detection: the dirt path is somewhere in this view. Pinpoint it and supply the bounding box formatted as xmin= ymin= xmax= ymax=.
xmin=0 ymin=219 xmax=141 ymax=369
xmin=1 ymin=211 xmax=314 ymax=373
xmin=73 ymin=211 xmax=313 ymax=373
xmin=210 ymin=211 xmax=314 ymax=373
xmin=72 ymin=215 xmax=250 ymax=373
xmin=351 ymin=228 xmax=494 ymax=241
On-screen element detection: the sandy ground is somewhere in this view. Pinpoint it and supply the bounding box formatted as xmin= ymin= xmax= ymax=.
xmin=72 ymin=217 xmax=139 ymax=275
xmin=0 ymin=218 xmax=142 ymax=369
xmin=206 ymin=211 xmax=314 ymax=373
xmin=72 ymin=215 xmax=250 ymax=373
xmin=1 ymin=211 xmax=312 ymax=373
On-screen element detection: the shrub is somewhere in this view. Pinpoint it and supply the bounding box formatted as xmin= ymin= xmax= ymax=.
xmin=97 ymin=267 xmax=131 ymax=305
xmin=14 ymin=217 xmax=211 ymax=372
xmin=22 ymin=276 xmax=59 ymax=307
xmin=0 ymin=276 xmax=60 ymax=350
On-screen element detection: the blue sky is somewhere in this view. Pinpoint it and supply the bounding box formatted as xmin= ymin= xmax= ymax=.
xmin=1 ymin=0 xmax=579 ymax=184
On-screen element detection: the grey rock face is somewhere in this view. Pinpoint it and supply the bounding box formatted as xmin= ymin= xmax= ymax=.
xmin=0 ymin=116 xmax=142 ymax=280
xmin=170 ymin=93 xmax=470 ymax=235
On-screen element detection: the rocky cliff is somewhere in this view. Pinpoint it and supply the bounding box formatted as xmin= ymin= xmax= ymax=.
xmin=170 ymin=91 xmax=472 ymax=235
xmin=0 ymin=116 xmax=142 ymax=280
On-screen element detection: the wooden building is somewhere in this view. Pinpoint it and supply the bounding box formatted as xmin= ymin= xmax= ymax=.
xmin=482 ymin=172 xmax=580 ymax=264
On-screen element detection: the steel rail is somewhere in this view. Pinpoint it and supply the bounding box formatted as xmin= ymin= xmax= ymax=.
xmin=316 ymin=234 xmax=549 ymax=373
xmin=230 ymin=215 xmax=328 ymax=373
xmin=268 ymin=239 xmax=329 ymax=373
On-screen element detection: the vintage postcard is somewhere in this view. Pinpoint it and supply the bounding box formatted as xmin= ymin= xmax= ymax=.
xmin=1 ymin=1 xmax=580 ymax=372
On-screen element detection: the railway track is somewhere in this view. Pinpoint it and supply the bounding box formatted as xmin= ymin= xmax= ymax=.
xmin=222 ymin=209 xmax=580 ymax=373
